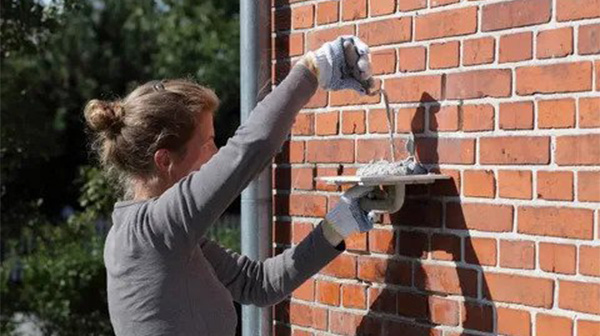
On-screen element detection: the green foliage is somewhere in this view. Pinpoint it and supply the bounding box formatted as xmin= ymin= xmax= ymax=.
xmin=1 ymin=0 xmax=240 ymax=241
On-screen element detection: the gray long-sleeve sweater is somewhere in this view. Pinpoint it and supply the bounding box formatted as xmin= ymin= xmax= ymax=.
xmin=104 ymin=64 xmax=345 ymax=335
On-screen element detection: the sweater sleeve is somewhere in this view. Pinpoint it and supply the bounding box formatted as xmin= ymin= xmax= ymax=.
xmin=200 ymin=221 xmax=345 ymax=307
xmin=144 ymin=65 xmax=318 ymax=250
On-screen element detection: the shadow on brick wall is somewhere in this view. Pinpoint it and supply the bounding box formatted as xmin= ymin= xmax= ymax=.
xmin=356 ymin=93 xmax=496 ymax=335
xmin=271 ymin=1 xmax=293 ymax=335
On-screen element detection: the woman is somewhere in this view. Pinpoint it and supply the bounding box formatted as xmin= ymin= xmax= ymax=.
xmin=85 ymin=36 xmax=374 ymax=335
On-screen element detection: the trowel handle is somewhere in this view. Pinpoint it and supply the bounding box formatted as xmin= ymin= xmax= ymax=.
xmin=359 ymin=184 xmax=406 ymax=214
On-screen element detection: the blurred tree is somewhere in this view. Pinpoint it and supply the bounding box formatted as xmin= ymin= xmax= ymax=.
xmin=1 ymin=0 xmax=241 ymax=333
xmin=1 ymin=0 xmax=240 ymax=241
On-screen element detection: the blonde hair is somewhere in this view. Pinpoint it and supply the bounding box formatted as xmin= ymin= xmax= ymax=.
xmin=84 ymin=79 xmax=219 ymax=197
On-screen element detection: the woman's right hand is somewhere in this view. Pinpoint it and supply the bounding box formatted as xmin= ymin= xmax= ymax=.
xmin=308 ymin=36 xmax=373 ymax=95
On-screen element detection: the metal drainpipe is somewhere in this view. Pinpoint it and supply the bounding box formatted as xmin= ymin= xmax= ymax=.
xmin=240 ymin=1 xmax=272 ymax=336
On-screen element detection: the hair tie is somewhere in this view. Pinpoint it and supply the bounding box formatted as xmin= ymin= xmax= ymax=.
xmin=152 ymin=81 xmax=165 ymax=92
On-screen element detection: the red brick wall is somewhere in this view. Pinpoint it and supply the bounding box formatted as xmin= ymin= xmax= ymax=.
xmin=271 ymin=0 xmax=600 ymax=335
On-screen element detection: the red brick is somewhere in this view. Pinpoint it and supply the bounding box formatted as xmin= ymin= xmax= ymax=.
xmin=518 ymin=206 xmax=594 ymax=239
xmin=386 ymin=75 xmax=442 ymax=103
xmin=431 ymin=234 xmax=461 ymax=261
xmin=315 ymin=111 xmax=339 ymax=136
xmin=422 ymin=168 xmax=456 ymax=198
xmin=368 ymin=229 xmax=395 ymax=254
xmin=484 ymin=273 xmax=554 ymax=307
xmin=292 ymin=279 xmax=315 ymax=301
xmin=292 ymin=222 xmax=313 ymax=244
xmin=447 ymin=203 xmax=513 ymax=232
xmin=368 ymin=109 xmax=393 ymax=134
xmin=316 ymin=1 xmax=339 ymax=25
xmin=463 ymin=37 xmax=495 ymax=66
xmin=579 ymin=171 xmax=600 ymax=202
xmin=461 ymin=104 xmax=494 ymax=132
xmin=291 ymin=167 xmax=314 ymax=190
xmin=500 ymin=240 xmax=535 ymax=269
xmin=482 ymin=0 xmax=551 ymax=31
xmin=289 ymin=302 xmax=327 ymax=329
xmin=430 ymin=41 xmax=460 ymax=69
xmin=579 ymin=97 xmax=600 ymax=128
xmin=292 ymin=5 xmax=314 ymax=29
xmin=537 ymin=27 xmax=573 ymax=59
xmin=304 ymin=88 xmax=328 ymax=108
xmin=358 ymin=17 xmax=411 ymax=46
xmin=499 ymin=101 xmax=534 ymax=130
xmin=341 ymin=284 xmax=366 ymax=309
xmin=356 ymin=138 xmax=406 ymax=163
xmin=580 ymin=245 xmax=600 ymax=276
xmin=537 ymin=171 xmax=574 ymax=201
xmin=557 ymin=0 xmax=600 ymax=21
xmin=329 ymin=79 xmax=381 ymax=106
xmin=480 ymin=136 xmax=550 ymax=164
xmin=397 ymin=46 xmax=426 ymax=72
xmin=499 ymin=32 xmax=533 ymax=63
xmin=274 ymin=219 xmax=291 ymax=244
xmin=431 ymin=0 xmax=460 ymax=7
xmin=394 ymin=199 xmax=443 ymax=228
xmin=415 ymin=138 xmax=476 ymax=164
xmin=462 ymin=301 xmax=494 ymax=332
xmin=396 ymin=291 xmax=428 ymax=319
xmin=371 ymin=49 xmax=396 ymax=75
xmin=341 ymin=109 xmax=365 ymax=134
xmin=342 ymin=0 xmax=367 ymax=21
xmin=320 ymin=254 xmax=356 ymax=278
xmin=292 ymin=113 xmax=314 ymax=135
xmin=397 ymin=231 xmax=428 ymax=258
xmin=429 ymin=297 xmax=459 ymax=326
xmin=559 ymin=280 xmax=600 ymax=314
xmin=415 ymin=6 xmax=478 ymax=41
xmin=516 ymin=61 xmax=593 ymax=95
xmin=387 ymin=321 xmax=442 ymax=336
xmin=464 ymin=170 xmax=495 ymax=198
xmin=397 ymin=106 xmax=425 ymax=133
xmin=497 ymin=307 xmax=531 ymax=336
xmin=345 ymin=232 xmax=367 ymax=251
xmin=316 ymin=280 xmax=340 ymax=306
xmin=289 ymin=194 xmax=327 ymax=217
xmin=306 ymin=139 xmax=354 ymax=163
xmin=368 ymin=287 xmax=396 ymax=314
xmin=538 ymin=98 xmax=576 ymax=129
xmin=273 ymin=33 xmax=304 ymax=59
xmin=556 ymin=134 xmax=600 ymax=165
xmin=536 ymin=314 xmax=573 ymax=336
xmin=370 ymin=0 xmax=396 ymax=16
xmin=358 ymin=256 xmax=411 ymax=285
xmin=579 ymin=24 xmax=600 ymax=55
xmin=465 ymin=237 xmax=497 ymax=266
xmin=415 ymin=264 xmax=478 ymax=297
xmin=430 ymin=105 xmax=459 ymax=131
xmin=398 ymin=0 xmax=426 ymax=11
xmin=498 ymin=170 xmax=533 ymax=199
xmin=315 ymin=166 xmax=340 ymax=192
xmin=578 ymin=320 xmax=600 ymax=336
xmin=539 ymin=242 xmax=576 ymax=274
xmin=597 ymin=60 xmax=600 ymax=91
xmin=307 ymin=25 xmax=355 ymax=50
xmin=329 ymin=310 xmax=363 ymax=335
xmin=446 ymin=69 xmax=512 ymax=99
xmin=291 ymin=330 xmax=311 ymax=336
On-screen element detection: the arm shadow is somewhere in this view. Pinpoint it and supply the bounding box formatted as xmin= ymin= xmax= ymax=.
xmin=356 ymin=92 xmax=497 ymax=335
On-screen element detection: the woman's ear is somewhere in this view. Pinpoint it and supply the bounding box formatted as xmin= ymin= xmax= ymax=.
xmin=153 ymin=149 xmax=172 ymax=177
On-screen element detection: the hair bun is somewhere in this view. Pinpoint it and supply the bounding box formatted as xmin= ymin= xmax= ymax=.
xmin=84 ymin=99 xmax=124 ymax=136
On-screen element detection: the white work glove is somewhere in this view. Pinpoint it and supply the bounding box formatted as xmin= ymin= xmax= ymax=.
xmin=325 ymin=185 xmax=375 ymax=239
xmin=311 ymin=36 xmax=373 ymax=95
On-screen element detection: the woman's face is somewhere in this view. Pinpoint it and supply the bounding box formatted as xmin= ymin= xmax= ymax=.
xmin=170 ymin=112 xmax=218 ymax=182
